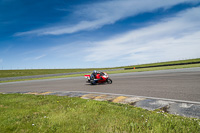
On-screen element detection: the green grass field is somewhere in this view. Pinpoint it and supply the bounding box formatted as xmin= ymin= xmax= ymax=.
xmin=0 ymin=63 xmax=199 ymax=83
xmin=0 ymin=68 xmax=114 ymax=78
xmin=108 ymin=63 xmax=200 ymax=74
xmin=0 ymin=58 xmax=200 ymax=83
xmin=124 ymin=58 xmax=200 ymax=69
xmin=0 ymin=58 xmax=199 ymax=78
xmin=0 ymin=94 xmax=199 ymax=133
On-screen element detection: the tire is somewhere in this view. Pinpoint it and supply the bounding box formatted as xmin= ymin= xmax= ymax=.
xmin=107 ymin=78 xmax=112 ymax=84
xmin=90 ymin=80 xmax=96 ymax=85
xmin=91 ymin=82 xmax=95 ymax=85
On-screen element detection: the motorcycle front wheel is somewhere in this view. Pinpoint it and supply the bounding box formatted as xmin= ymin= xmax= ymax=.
xmin=107 ymin=78 xmax=112 ymax=84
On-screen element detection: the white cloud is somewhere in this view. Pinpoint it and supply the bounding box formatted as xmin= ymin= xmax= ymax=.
xmin=24 ymin=54 xmax=47 ymax=61
xmin=15 ymin=0 xmax=197 ymax=36
xmin=0 ymin=58 xmax=3 ymax=63
xmin=84 ymin=7 xmax=200 ymax=64
xmin=34 ymin=54 xmax=46 ymax=60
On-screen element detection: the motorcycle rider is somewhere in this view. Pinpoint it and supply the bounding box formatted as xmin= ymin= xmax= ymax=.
xmin=92 ymin=70 xmax=98 ymax=78
xmin=87 ymin=70 xmax=112 ymax=85
xmin=91 ymin=70 xmax=103 ymax=84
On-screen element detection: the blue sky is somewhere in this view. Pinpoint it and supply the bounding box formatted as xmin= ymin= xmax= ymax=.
xmin=0 ymin=0 xmax=200 ymax=69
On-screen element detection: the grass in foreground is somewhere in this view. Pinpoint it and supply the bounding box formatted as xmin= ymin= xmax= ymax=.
xmin=0 ymin=94 xmax=199 ymax=133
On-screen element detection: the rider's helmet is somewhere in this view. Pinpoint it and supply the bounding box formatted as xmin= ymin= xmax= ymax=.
xmin=93 ymin=70 xmax=97 ymax=74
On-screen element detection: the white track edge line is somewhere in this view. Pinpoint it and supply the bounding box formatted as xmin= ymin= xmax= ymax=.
xmin=55 ymin=91 xmax=200 ymax=105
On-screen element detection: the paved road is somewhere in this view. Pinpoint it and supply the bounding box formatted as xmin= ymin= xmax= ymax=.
xmin=1 ymin=67 xmax=200 ymax=102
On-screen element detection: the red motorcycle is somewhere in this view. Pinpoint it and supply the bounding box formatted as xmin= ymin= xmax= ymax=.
xmin=84 ymin=72 xmax=112 ymax=85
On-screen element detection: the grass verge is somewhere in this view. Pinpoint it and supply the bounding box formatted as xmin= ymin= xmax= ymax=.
xmin=0 ymin=73 xmax=90 ymax=83
xmin=124 ymin=58 xmax=200 ymax=69
xmin=107 ymin=63 xmax=200 ymax=74
xmin=0 ymin=68 xmax=116 ymax=78
xmin=1 ymin=58 xmax=199 ymax=78
xmin=1 ymin=63 xmax=199 ymax=83
xmin=0 ymin=94 xmax=199 ymax=133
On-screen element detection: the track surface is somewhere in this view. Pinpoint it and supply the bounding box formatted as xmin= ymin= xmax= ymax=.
xmin=1 ymin=68 xmax=200 ymax=102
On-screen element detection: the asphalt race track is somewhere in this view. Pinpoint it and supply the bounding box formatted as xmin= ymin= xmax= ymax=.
xmin=1 ymin=67 xmax=200 ymax=102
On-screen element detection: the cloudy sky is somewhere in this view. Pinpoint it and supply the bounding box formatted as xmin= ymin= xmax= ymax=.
xmin=0 ymin=0 xmax=200 ymax=69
